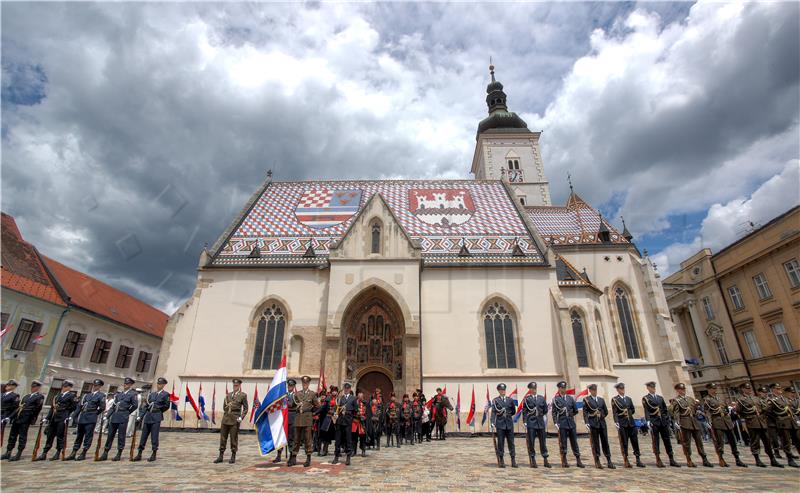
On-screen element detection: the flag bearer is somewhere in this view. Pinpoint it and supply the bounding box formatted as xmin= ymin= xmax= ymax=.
xmin=214 ymin=378 xmax=248 ymax=464
xmin=133 ymin=377 xmax=171 ymax=462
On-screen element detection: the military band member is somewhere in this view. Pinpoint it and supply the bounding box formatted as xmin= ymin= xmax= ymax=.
xmin=214 ymin=378 xmax=248 ymax=464
xmin=583 ymin=384 xmax=615 ymax=469
xmin=65 ymin=378 xmax=105 ymax=461
xmin=1 ymin=379 xmax=20 ymax=446
xmin=431 ymin=388 xmax=453 ymax=440
xmin=669 ymin=382 xmax=712 ymax=468
xmin=317 ymin=386 xmax=338 ymax=456
xmin=289 ymin=375 xmax=319 ymax=467
xmin=353 ymin=388 xmax=369 ymax=457
xmin=401 ymin=394 xmax=413 ymax=445
xmin=332 ymin=382 xmax=356 ymax=465
xmin=2 ymin=380 xmax=43 ymax=461
xmin=703 ymin=382 xmax=745 ymax=467
xmin=34 ymin=380 xmax=79 ymax=461
xmin=763 ymin=384 xmax=800 ymax=467
xmin=735 ymin=382 xmax=781 ymax=467
xmin=133 ymin=377 xmax=170 ymax=462
xmin=492 ymin=383 xmax=517 ymax=468
xmin=642 ymin=381 xmax=679 ymax=467
xmin=274 ymin=378 xmax=297 ymax=463
xmin=552 ymin=381 xmax=584 ymax=468
xmin=522 ymin=381 xmax=550 ymax=468
xmin=385 ymin=393 xmax=400 ymax=448
xmin=611 ymin=383 xmax=643 ymax=468
xmin=368 ymin=389 xmax=383 ymax=450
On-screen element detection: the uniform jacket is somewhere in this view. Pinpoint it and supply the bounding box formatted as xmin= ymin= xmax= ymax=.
xmin=385 ymin=401 xmax=399 ymax=425
xmin=522 ymin=394 xmax=547 ymax=430
xmin=317 ymin=396 xmax=335 ymax=432
xmin=292 ymin=388 xmax=319 ymax=428
xmin=551 ymin=393 xmax=578 ymax=429
xmin=14 ymin=391 xmax=44 ymax=425
xmin=583 ymin=395 xmax=608 ymax=429
xmin=1 ymin=391 xmax=20 ymax=420
xmin=735 ymin=394 xmax=767 ymax=429
xmin=286 ymin=390 xmax=298 ymax=427
xmin=492 ymin=396 xmax=516 ymax=431
xmin=669 ymin=395 xmax=701 ymax=431
xmin=140 ymin=389 xmax=171 ymax=424
xmin=335 ymin=393 xmax=356 ymax=427
xmin=642 ymin=393 xmax=670 ymax=427
xmin=221 ymin=390 xmax=249 ymax=426
xmin=106 ymin=389 xmax=138 ymax=424
xmin=703 ymin=395 xmax=733 ymax=431
xmin=47 ymin=391 xmax=79 ymax=421
xmin=611 ymin=395 xmax=637 ymax=428
xmin=401 ymin=401 xmax=412 ymax=421
xmin=76 ymin=391 xmax=106 ymax=425
xmin=432 ymin=395 xmax=453 ymax=424
xmin=764 ymin=395 xmax=799 ymax=430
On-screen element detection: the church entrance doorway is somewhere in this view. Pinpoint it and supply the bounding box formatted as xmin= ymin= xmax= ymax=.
xmin=357 ymin=370 xmax=393 ymax=398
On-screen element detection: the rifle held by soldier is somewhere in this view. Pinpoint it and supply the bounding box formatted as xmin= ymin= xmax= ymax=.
xmin=31 ymin=417 xmax=44 ymax=461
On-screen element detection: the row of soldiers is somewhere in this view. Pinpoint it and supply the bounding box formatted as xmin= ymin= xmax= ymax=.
xmin=491 ymin=380 xmax=800 ymax=469
xmin=0 ymin=377 xmax=171 ymax=463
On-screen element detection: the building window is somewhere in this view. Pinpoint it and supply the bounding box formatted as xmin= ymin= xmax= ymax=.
xmin=753 ymin=273 xmax=772 ymax=300
xmin=371 ymin=223 xmax=381 ymax=254
xmin=61 ymin=331 xmax=86 ymax=358
xmin=728 ymin=285 xmax=745 ymax=310
xmin=784 ymin=259 xmax=800 ymax=288
xmin=89 ymin=339 xmax=112 ymax=364
xmin=570 ymin=310 xmax=590 ymax=368
xmin=1 ymin=312 xmax=8 ymax=332
xmin=702 ymin=296 xmax=714 ymax=320
xmin=79 ymin=382 xmax=92 ymax=397
xmin=135 ymin=351 xmax=152 ymax=372
xmin=771 ymin=323 xmax=793 ymax=353
xmin=10 ymin=319 xmax=42 ymax=352
xmin=45 ymin=379 xmax=64 ymax=406
xmin=614 ymin=287 xmax=641 ymax=359
xmin=483 ymin=301 xmax=517 ymax=369
xmin=742 ymin=330 xmax=762 ymax=358
xmin=519 ymin=197 xmax=526 ymax=205
xmin=252 ymin=303 xmax=286 ymax=370
xmin=115 ymin=345 xmax=134 ymax=368
xmin=713 ymin=337 xmax=729 ymax=365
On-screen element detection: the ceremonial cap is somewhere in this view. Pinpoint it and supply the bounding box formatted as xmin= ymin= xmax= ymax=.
xmin=157 ymin=377 xmax=168 ymax=384
xmin=124 ymin=377 xmax=135 ymax=385
xmin=556 ymin=381 xmax=567 ymax=389
xmin=674 ymin=383 xmax=686 ymax=390
xmin=92 ymin=379 xmax=104 ymax=386
xmin=527 ymin=382 xmax=537 ymax=390
xmin=614 ymin=383 xmax=625 ymax=389
xmin=497 ymin=383 xmax=506 ymax=390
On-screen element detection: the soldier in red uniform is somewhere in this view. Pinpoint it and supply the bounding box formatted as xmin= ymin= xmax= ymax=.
xmin=385 ymin=393 xmax=400 ymax=448
xmin=353 ymin=389 xmax=369 ymax=457
xmin=432 ymin=388 xmax=453 ymax=440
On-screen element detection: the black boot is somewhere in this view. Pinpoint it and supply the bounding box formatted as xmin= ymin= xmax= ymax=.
xmin=668 ymin=454 xmax=681 ymax=467
xmin=321 ymin=443 xmax=329 ymax=457
xmin=229 ymin=452 xmax=236 ymax=464
xmin=606 ymin=457 xmax=616 ymax=469
xmin=576 ymin=456 xmax=585 ymax=468
xmin=345 ymin=454 xmax=351 ymax=466
xmin=754 ymin=454 xmax=767 ymax=467
xmin=213 ymin=452 xmax=224 ymax=463
xmin=304 ymin=455 xmax=311 ymax=467
xmin=769 ymin=455 xmax=784 ymax=468
xmin=361 ymin=449 xmax=366 ymax=457
xmin=272 ymin=450 xmax=282 ymax=463
xmin=111 ymin=449 xmax=122 ymax=462
xmin=543 ymin=457 xmax=552 ymax=468
xmin=132 ymin=449 xmax=143 ymax=462
xmin=787 ymin=457 xmax=800 ymax=468
xmin=498 ymin=456 xmax=505 ymax=468
xmin=34 ymin=450 xmax=48 ymax=462
xmin=287 ymin=453 xmax=297 ymax=466
xmin=734 ymin=454 xmax=747 ymax=467
xmin=148 ymin=451 xmax=157 ymax=462
xmin=332 ymin=454 xmax=339 ymax=465
xmin=65 ymin=450 xmax=77 ymax=461
xmin=511 ymin=456 xmax=519 ymax=468
xmin=97 ymin=449 xmax=109 ymax=462
xmin=76 ymin=449 xmax=87 ymax=461
xmin=701 ymin=454 xmax=713 ymax=467
xmin=531 ymin=456 xmax=538 ymax=468
xmin=49 ymin=449 xmax=61 ymax=461
xmin=8 ymin=450 xmax=22 ymax=462
xmin=0 ymin=451 xmax=10 ymax=460
xmin=561 ymin=454 xmax=569 ymax=468
xmin=635 ymin=456 xmax=645 ymax=468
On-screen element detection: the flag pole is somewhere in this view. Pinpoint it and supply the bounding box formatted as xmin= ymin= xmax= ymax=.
xmin=195 ymin=383 xmax=200 ymax=429
xmin=169 ymin=383 xmax=174 ymax=428
xmin=182 ymin=383 xmax=187 ymax=428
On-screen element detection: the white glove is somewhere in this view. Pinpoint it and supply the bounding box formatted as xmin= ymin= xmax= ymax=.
xmin=675 ymin=422 xmax=681 ymax=430
xmin=584 ymin=423 xmax=590 ymax=430
xmin=647 ymin=421 xmax=652 ymax=431
xmin=555 ymin=423 xmax=560 ymax=430
xmin=614 ymin=423 xmax=620 ymax=429
xmin=42 ymin=419 xmax=49 ymax=426
xmin=136 ymin=416 xmax=142 ymax=422
xmin=237 ymin=417 xmax=242 ymax=423
xmin=67 ymin=417 xmax=73 ymax=426
xmin=2 ymin=417 xmax=9 ymax=425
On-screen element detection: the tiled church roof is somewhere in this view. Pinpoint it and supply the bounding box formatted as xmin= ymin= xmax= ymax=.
xmin=555 ymin=254 xmax=601 ymax=292
xmin=211 ymin=180 xmax=547 ymax=266
xmin=525 ymin=192 xmax=628 ymax=247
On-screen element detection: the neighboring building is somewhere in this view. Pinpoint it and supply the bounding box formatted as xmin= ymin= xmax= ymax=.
xmin=157 ymin=66 xmax=689 ymax=429
xmin=1 ymin=212 xmax=168 ymax=400
xmin=665 ymin=206 xmax=800 ymax=398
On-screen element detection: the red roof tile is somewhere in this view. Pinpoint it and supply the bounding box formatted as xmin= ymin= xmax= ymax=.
xmin=42 ymin=256 xmax=168 ymax=338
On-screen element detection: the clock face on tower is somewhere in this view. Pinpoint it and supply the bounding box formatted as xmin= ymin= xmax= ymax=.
xmin=508 ymin=169 xmax=524 ymax=183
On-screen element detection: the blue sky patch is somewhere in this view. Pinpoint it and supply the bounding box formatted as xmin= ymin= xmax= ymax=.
xmin=2 ymin=62 xmax=48 ymax=106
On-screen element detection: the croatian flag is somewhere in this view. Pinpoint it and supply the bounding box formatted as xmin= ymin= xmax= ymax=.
xmin=198 ymin=384 xmax=210 ymax=421
xmin=254 ymin=355 xmax=288 ymax=457
xmin=514 ymin=388 xmax=532 ymax=423
xmin=169 ymin=383 xmax=182 ymax=421
xmin=185 ymin=384 xmax=201 ymax=419
xmin=455 ymin=385 xmax=461 ymax=432
xmin=481 ymin=385 xmax=491 ymax=427
xmin=568 ymin=387 xmax=589 ymax=409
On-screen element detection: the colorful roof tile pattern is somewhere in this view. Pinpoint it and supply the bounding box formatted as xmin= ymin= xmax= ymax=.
xmin=1 ymin=213 xmax=66 ymax=306
xmin=213 ymin=180 xmax=545 ymax=265
xmin=525 ymin=192 xmax=628 ymax=246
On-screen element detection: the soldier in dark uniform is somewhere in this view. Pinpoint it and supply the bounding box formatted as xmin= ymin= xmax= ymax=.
xmin=368 ymin=388 xmax=383 ymax=450
xmin=583 ymin=384 xmax=615 ymax=469
xmin=34 ymin=380 xmax=79 ymax=461
xmin=431 ymin=388 xmax=453 ymax=440
xmin=1 ymin=379 xmax=20 ymax=446
xmin=703 ymin=382 xmax=745 ymax=467
xmin=273 ymin=378 xmax=297 ymax=464
xmin=98 ymin=377 xmax=138 ymax=461
xmin=332 ymin=382 xmax=356 ymax=465
xmin=669 ymin=382 xmax=712 ymax=468
xmin=215 ymin=378 xmax=248 ymax=464
xmin=411 ymin=392 xmax=423 ymax=445
xmin=401 ymin=394 xmax=413 ymax=445
xmin=385 ymin=392 xmax=400 ymax=448
xmin=491 ymin=383 xmax=517 ymax=468
xmin=763 ymin=384 xmax=800 ymax=467
xmin=317 ymin=386 xmax=337 ymax=456
xmin=133 ymin=377 xmax=171 ymax=462
xmin=611 ymin=383 xmax=644 ymax=468
xmin=787 ymin=387 xmax=800 ymax=443
xmin=65 ymin=378 xmax=105 ymax=461
xmin=522 ymin=381 xmax=549 ymax=468
xmin=289 ymin=375 xmax=319 ymax=467
xmin=2 ymin=380 xmax=44 ymax=461
xmin=353 ymin=388 xmax=369 ymax=457
xmin=642 ymin=381 xmax=679 ymax=467
xmin=736 ymin=382 xmax=781 ymax=467
xmin=759 ymin=385 xmax=783 ymax=459
xmin=552 ymin=381 xmax=584 ymax=468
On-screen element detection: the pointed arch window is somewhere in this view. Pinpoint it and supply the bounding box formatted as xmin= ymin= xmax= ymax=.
xmin=615 ymin=287 xmax=641 ymax=359
xmin=371 ymin=222 xmax=381 ymax=254
xmin=252 ymin=303 xmax=286 ymax=370
xmin=570 ymin=310 xmax=590 ymax=368
xmin=483 ymin=301 xmax=517 ymax=369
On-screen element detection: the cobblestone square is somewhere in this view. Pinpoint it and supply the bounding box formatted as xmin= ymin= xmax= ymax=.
xmin=2 ymin=429 xmax=798 ymax=492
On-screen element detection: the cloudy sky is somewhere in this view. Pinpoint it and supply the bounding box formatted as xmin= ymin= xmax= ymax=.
xmin=2 ymin=1 xmax=798 ymax=313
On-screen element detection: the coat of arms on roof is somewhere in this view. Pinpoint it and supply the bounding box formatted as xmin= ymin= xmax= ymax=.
xmin=295 ymin=188 xmax=362 ymax=230
xmin=408 ymin=189 xmax=475 ymax=228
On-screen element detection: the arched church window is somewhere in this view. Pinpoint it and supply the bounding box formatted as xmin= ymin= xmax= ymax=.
xmin=615 ymin=287 xmax=642 ymax=359
xmin=570 ymin=310 xmax=590 ymax=368
xmin=371 ymin=223 xmax=381 ymax=254
xmin=508 ymin=160 xmax=514 ymax=170
xmin=483 ymin=301 xmax=517 ymax=369
xmin=513 ymin=160 xmax=519 ymax=170
xmin=252 ymin=303 xmax=286 ymax=370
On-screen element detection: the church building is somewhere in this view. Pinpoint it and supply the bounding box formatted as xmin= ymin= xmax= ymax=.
xmin=157 ymin=66 xmax=688 ymax=427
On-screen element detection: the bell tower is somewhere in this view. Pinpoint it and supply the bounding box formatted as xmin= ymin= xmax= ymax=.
xmin=470 ymin=63 xmax=551 ymax=206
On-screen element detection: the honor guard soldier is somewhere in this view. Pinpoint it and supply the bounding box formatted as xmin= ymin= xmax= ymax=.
xmin=99 ymin=377 xmax=138 ymax=461
xmin=353 ymin=388 xmax=369 ymax=457
xmin=289 ymin=375 xmax=319 ymax=467
xmin=763 ymin=384 xmax=800 ymax=467
xmin=522 ymin=381 xmax=550 ymax=468
xmin=133 ymin=377 xmax=171 ymax=462
xmin=411 ymin=392 xmax=423 ymax=444
xmin=368 ymin=388 xmax=383 ymax=450
xmin=2 ymin=380 xmax=43 ymax=461
xmin=552 ymin=381 xmax=584 ymax=468
xmin=274 ymin=378 xmax=297 ymax=463
xmin=492 ymin=383 xmax=517 ymax=468
xmin=583 ymin=384 xmax=615 ymax=469
xmin=611 ymin=383 xmax=644 ymax=468
xmin=703 ymin=382 xmax=746 ymax=467
xmin=735 ymin=382 xmax=781 ymax=467
xmin=642 ymin=381 xmax=679 ymax=467
xmin=332 ymin=382 xmax=356 ymax=465
xmin=317 ymin=386 xmax=337 ymax=457
xmin=1 ymin=379 xmax=20 ymax=444
xmin=65 ymin=378 xmax=105 ymax=461
xmin=431 ymin=388 xmax=453 ymax=440
xmin=385 ymin=393 xmax=400 ymax=448
xmin=669 ymin=382 xmax=712 ymax=468
xmin=34 ymin=380 xmax=78 ymax=461
xmin=401 ymin=394 xmax=413 ymax=445
xmin=215 ymin=378 xmax=248 ymax=464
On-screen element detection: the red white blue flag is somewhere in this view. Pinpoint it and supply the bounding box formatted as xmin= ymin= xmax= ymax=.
xmin=184 ymin=384 xmax=201 ymax=419
xmin=254 ymin=355 xmax=288 ymax=456
xmin=481 ymin=385 xmax=491 ymax=428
